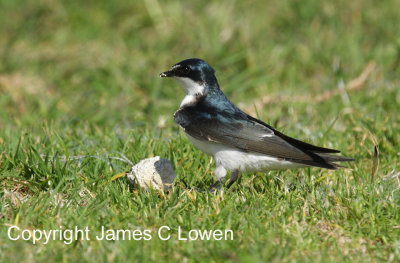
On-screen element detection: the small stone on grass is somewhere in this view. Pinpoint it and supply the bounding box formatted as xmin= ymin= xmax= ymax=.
xmin=127 ymin=156 xmax=176 ymax=192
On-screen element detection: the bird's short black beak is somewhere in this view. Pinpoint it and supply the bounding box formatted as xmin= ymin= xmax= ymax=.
xmin=159 ymin=70 xmax=173 ymax=78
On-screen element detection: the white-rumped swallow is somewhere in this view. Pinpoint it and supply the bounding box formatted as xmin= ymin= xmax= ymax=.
xmin=160 ymin=58 xmax=353 ymax=189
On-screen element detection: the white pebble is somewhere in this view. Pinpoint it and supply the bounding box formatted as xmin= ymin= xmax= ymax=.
xmin=127 ymin=156 xmax=176 ymax=192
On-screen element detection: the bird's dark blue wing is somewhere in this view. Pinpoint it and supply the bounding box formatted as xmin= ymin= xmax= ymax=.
xmin=174 ymin=105 xmax=351 ymax=169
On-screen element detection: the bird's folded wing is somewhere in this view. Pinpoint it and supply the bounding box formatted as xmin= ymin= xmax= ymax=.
xmin=181 ymin=116 xmax=317 ymax=163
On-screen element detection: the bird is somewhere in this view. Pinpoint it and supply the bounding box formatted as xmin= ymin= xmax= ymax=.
xmin=160 ymin=58 xmax=354 ymax=189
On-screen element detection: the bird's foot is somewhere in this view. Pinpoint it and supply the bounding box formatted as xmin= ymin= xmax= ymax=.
xmin=208 ymin=181 xmax=224 ymax=194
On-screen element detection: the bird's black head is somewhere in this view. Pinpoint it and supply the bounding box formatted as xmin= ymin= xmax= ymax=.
xmin=159 ymin=58 xmax=216 ymax=86
xmin=160 ymin=58 xmax=235 ymax=109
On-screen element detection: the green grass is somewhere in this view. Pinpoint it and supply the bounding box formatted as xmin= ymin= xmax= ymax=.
xmin=1 ymin=0 xmax=400 ymax=262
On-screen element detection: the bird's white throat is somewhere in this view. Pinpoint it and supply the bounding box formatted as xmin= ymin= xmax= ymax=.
xmin=173 ymin=77 xmax=205 ymax=107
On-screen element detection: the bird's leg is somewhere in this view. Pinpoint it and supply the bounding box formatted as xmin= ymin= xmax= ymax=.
xmin=209 ymin=165 xmax=227 ymax=193
xmin=227 ymin=170 xmax=240 ymax=189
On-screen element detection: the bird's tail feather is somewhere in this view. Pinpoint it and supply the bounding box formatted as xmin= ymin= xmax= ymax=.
xmin=317 ymin=153 xmax=354 ymax=162
xmin=314 ymin=153 xmax=354 ymax=169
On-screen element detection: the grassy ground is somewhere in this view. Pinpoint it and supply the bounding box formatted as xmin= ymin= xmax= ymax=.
xmin=1 ymin=0 xmax=400 ymax=262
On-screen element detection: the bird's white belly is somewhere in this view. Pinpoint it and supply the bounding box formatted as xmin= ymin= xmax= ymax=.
xmin=185 ymin=134 xmax=305 ymax=172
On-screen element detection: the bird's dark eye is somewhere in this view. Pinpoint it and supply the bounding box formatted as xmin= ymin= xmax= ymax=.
xmin=183 ymin=67 xmax=190 ymax=73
